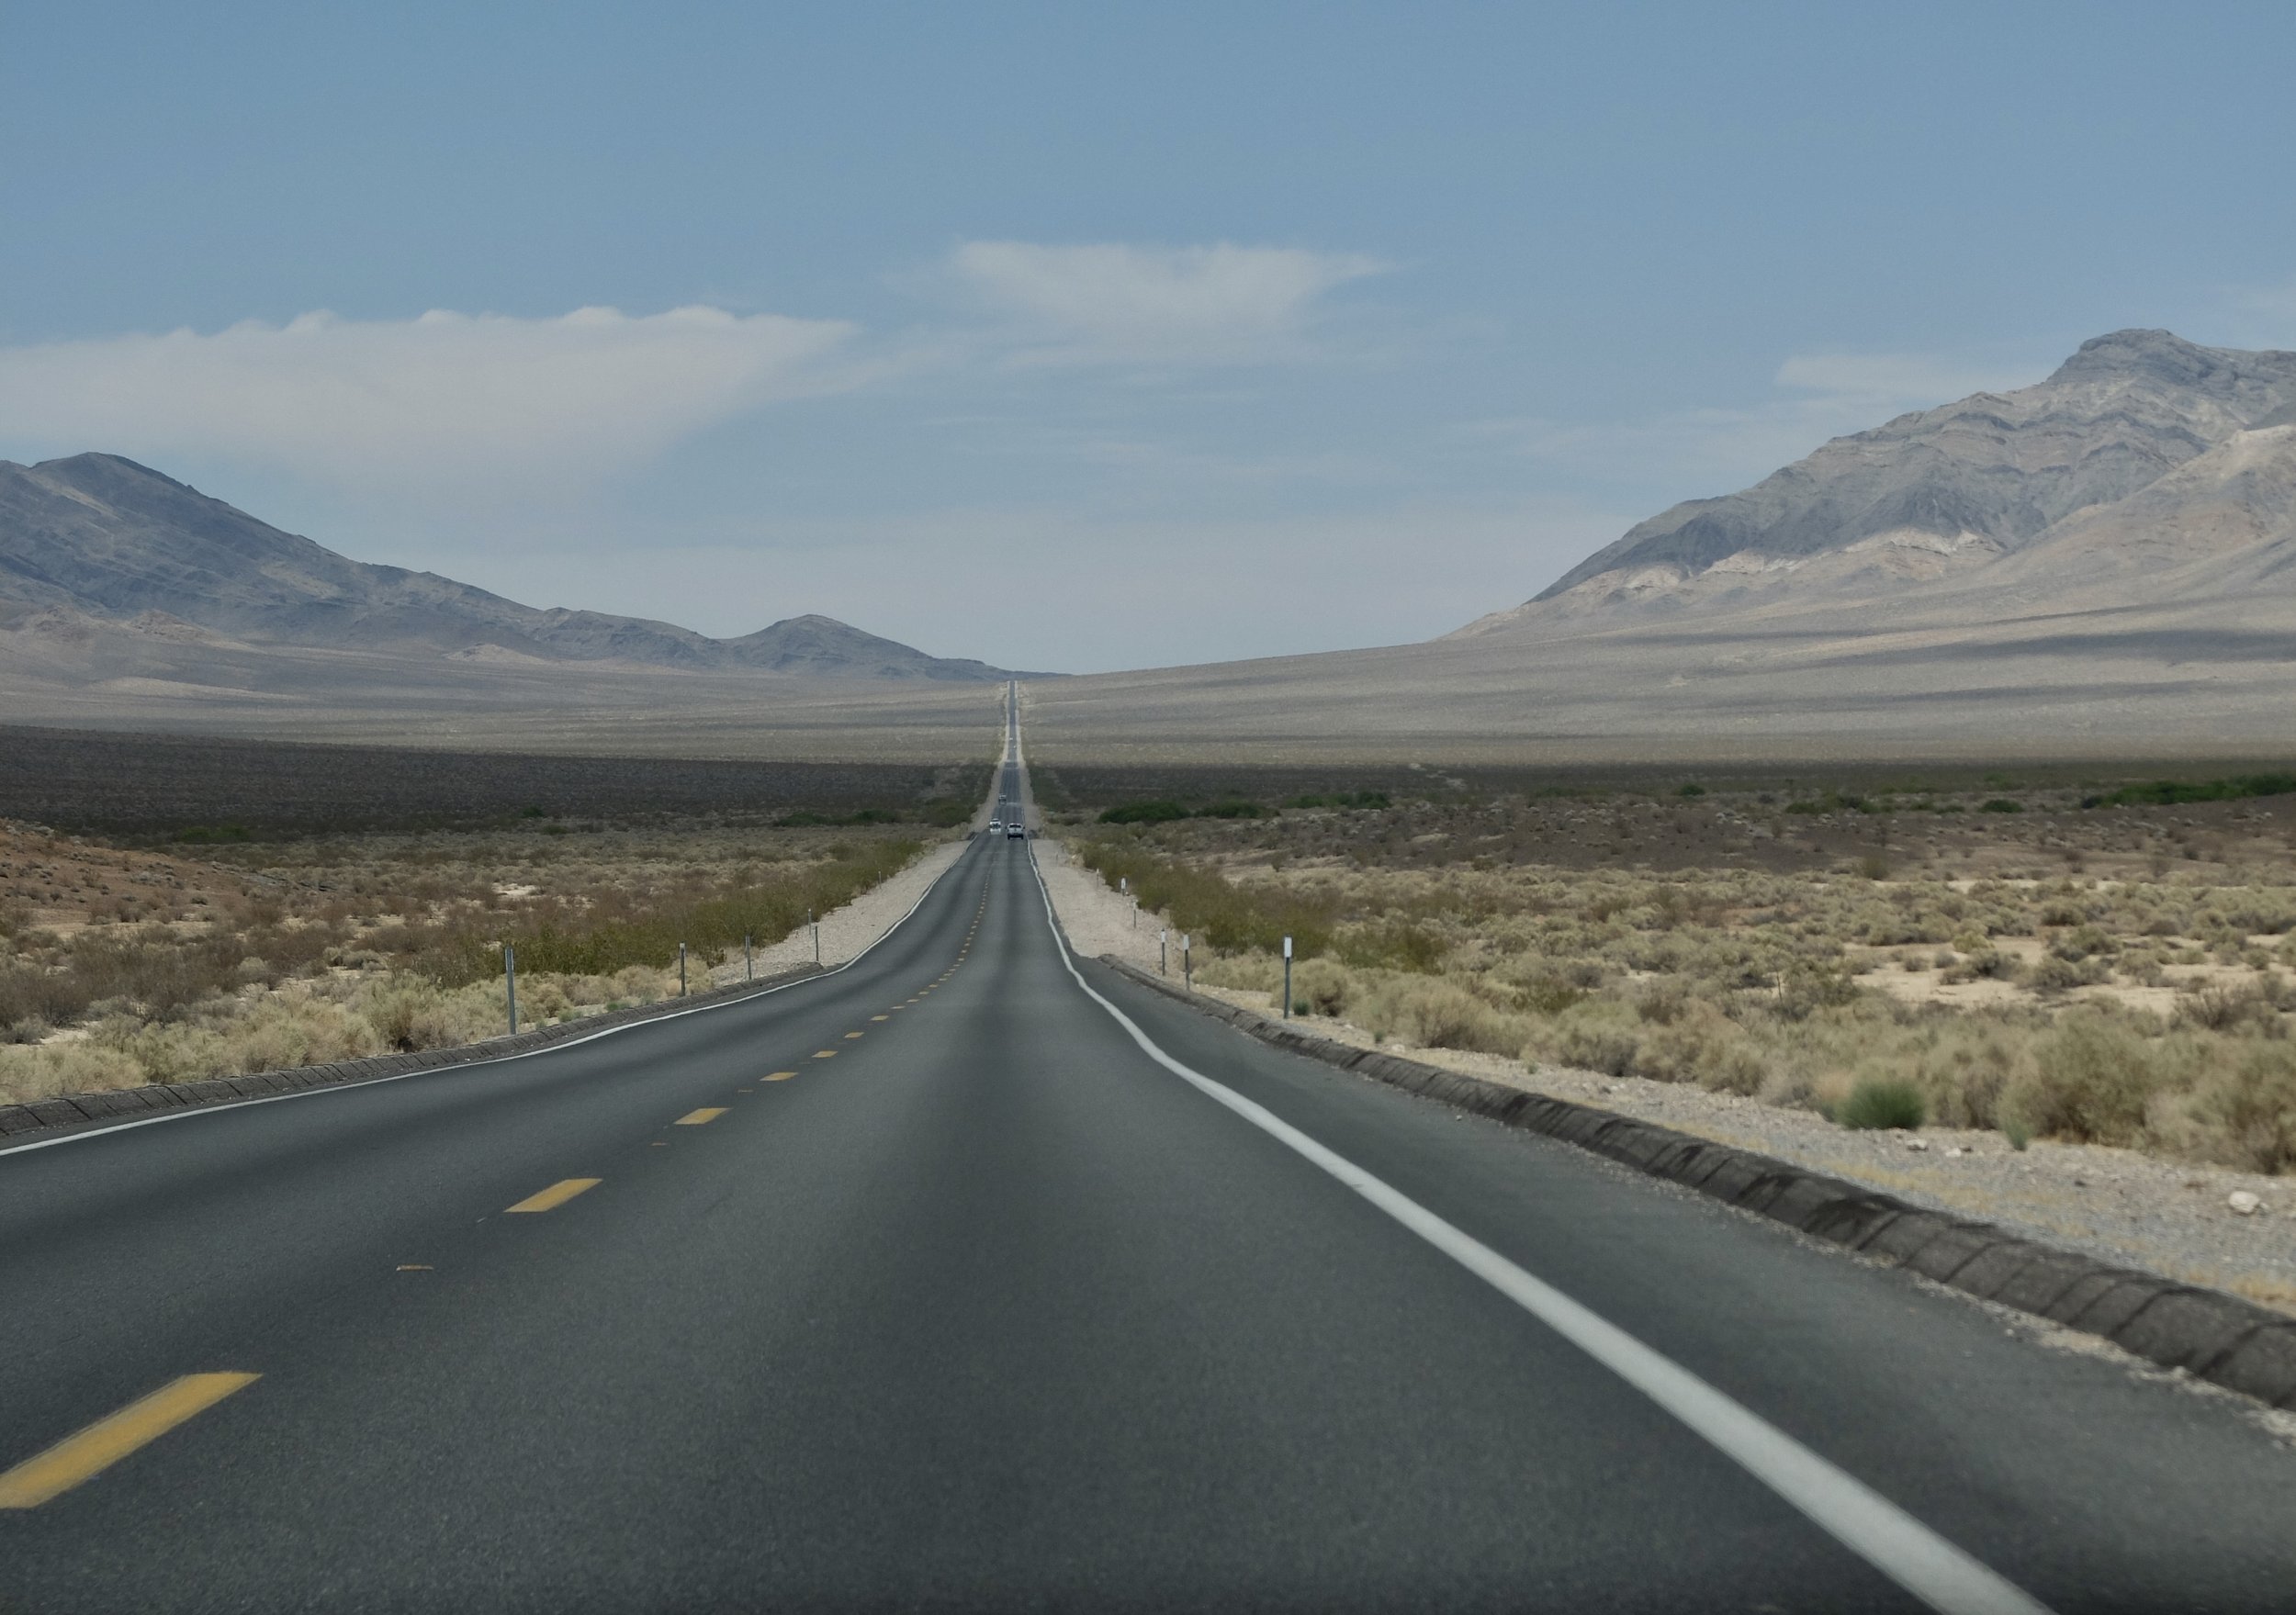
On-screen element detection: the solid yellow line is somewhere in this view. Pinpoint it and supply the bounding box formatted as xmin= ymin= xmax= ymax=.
xmin=505 ymin=1177 xmax=601 ymax=1213
xmin=675 ymin=1107 xmax=727 ymax=1126
xmin=765 ymin=1071 xmax=798 ymax=1081
xmin=0 ymin=1374 xmax=260 ymax=1508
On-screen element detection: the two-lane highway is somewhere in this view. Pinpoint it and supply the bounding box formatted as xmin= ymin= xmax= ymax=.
xmin=2 ymin=755 xmax=2292 ymax=1611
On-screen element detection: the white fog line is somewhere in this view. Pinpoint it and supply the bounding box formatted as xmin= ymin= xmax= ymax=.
xmin=1024 ymin=848 xmax=2052 ymax=1615
xmin=0 ymin=835 xmax=987 ymax=1160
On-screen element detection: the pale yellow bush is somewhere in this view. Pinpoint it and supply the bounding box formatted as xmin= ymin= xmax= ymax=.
xmin=0 ymin=1040 xmax=145 ymax=1104
xmin=1356 ymin=975 xmax=1527 ymax=1055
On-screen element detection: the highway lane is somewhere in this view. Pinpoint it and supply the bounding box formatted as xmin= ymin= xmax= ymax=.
xmin=0 ymin=757 xmax=2291 ymax=1610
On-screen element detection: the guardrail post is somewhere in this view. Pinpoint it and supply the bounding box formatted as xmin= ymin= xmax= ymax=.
xmin=505 ymin=944 xmax=518 ymax=1035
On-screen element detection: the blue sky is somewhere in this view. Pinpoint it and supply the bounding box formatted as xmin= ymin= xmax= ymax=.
xmin=6 ymin=1 xmax=2293 ymax=671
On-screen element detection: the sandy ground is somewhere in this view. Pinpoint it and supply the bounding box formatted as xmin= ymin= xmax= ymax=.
xmin=1035 ymin=830 xmax=2296 ymax=1316
xmin=703 ymin=836 xmax=971 ymax=986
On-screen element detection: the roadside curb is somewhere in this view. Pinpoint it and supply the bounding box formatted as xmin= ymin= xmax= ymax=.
xmin=1095 ymin=954 xmax=2296 ymax=1412
xmin=0 ymin=963 xmax=827 ymax=1145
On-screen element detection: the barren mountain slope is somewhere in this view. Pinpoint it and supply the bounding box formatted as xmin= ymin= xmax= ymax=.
xmin=1458 ymin=330 xmax=2296 ymax=632
xmin=0 ymin=453 xmax=1024 ymax=680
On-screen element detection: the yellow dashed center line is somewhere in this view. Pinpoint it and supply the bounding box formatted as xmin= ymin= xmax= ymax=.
xmin=872 ymin=1015 xmax=889 ymax=1022
xmin=766 ymin=1071 xmax=798 ymax=1081
xmin=506 ymin=1177 xmax=601 ymax=1213
xmin=0 ymin=1374 xmax=261 ymax=1508
xmin=813 ymin=1050 xmax=838 ymax=1060
xmin=844 ymin=1031 xmax=864 ymax=1040
xmin=675 ymin=1107 xmax=728 ymax=1126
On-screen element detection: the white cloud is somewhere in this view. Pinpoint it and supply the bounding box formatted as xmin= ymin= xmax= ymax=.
xmin=942 ymin=241 xmax=1387 ymax=364
xmin=0 ymin=305 xmax=859 ymax=496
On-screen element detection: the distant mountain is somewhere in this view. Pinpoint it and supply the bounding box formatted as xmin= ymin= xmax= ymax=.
xmin=0 ymin=453 xmax=1030 ymax=681
xmin=1457 ymin=330 xmax=2296 ymax=633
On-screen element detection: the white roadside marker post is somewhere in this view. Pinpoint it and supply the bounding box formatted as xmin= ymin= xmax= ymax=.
xmin=1283 ymin=934 xmax=1293 ymax=1020
xmin=1159 ymin=928 xmax=1167 ymax=976
xmin=679 ymin=941 xmax=688 ymax=997
xmin=505 ymin=944 xmax=518 ymax=1035
xmin=811 ymin=907 xmax=821 ymax=965
xmin=745 ymin=933 xmax=753 ymax=982
xmin=1183 ymin=934 xmax=1192 ymax=993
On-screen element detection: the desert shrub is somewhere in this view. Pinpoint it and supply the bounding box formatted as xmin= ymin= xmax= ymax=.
xmin=2027 ymin=955 xmax=2110 ymax=993
xmin=1837 ymin=1077 xmax=1927 ymax=1130
xmin=1525 ymin=999 xmax=1644 ymax=1076
xmin=413 ymin=838 xmax=922 ymax=986
xmin=1356 ymin=976 xmax=1525 ymax=1055
xmin=1942 ymin=947 xmax=2016 ymax=984
xmin=1634 ymin=1002 xmax=1766 ymax=1093
xmin=2181 ymin=1044 xmax=2296 ymax=1173
xmin=2048 ymin=925 xmax=2118 ymax=961
xmin=1289 ymin=958 xmax=1356 ymax=1017
xmin=0 ymin=1039 xmax=145 ymax=1104
xmin=2093 ymin=773 xmax=2296 ymax=808
xmin=2010 ymin=1012 xmax=2164 ymax=1145
xmin=1635 ymin=976 xmax=1691 ymax=1025
xmin=1774 ymin=964 xmax=1860 ymax=1021
xmin=1098 ymin=801 xmax=1190 ymax=824
xmin=2175 ymin=984 xmax=2281 ymax=1033
xmin=1339 ymin=919 xmax=1449 ymax=972
xmin=1080 ymin=841 xmax=1334 ymax=956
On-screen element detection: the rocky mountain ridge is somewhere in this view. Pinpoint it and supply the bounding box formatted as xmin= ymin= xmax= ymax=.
xmin=0 ymin=453 xmax=1027 ymax=681
xmin=1458 ymin=329 xmax=2296 ymax=634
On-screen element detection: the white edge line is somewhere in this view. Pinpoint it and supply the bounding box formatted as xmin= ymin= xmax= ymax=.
xmin=0 ymin=833 xmax=985 ymax=1160
xmin=1023 ymin=844 xmax=2053 ymax=1615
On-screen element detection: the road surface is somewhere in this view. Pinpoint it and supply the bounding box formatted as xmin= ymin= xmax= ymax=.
xmin=1 ymin=751 xmax=2291 ymax=1611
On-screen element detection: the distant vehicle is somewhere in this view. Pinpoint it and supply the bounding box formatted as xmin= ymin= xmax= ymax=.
xmin=1006 ymin=822 xmax=1025 ymax=839
xmin=988 ymin=819 xmax=1002 ymax=833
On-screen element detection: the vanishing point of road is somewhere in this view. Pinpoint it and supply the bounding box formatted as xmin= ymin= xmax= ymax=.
xmin=2 ymin=745 xmax=2292 ymax=1611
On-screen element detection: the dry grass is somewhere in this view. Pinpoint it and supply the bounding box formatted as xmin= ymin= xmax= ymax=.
xmin=1058 ymin=774 xmax=2296 ymax=1174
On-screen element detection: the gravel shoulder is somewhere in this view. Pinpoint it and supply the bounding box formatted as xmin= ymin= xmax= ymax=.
xmin=1038 ymin=833 xmax=2296 ymax=1317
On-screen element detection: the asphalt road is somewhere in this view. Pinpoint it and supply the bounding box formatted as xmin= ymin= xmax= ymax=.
xmin=2 ymin=757 xmax=2293 ymax=1612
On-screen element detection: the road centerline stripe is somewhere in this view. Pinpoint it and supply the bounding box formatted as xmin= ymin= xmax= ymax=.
xmin=765 ymin=1071 xmax=798 ymax=1081
xmin=0 ymin=1374 xmax=260 ymax=1508
xmin=1026 ymin=852 xmax=2052 ymax=1615
xmin=505 ymin=1177 xmax=601 ymax=1213
xmin=675 ymin=1107 xmax=728 ymax=1126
